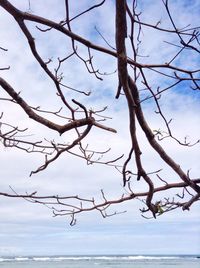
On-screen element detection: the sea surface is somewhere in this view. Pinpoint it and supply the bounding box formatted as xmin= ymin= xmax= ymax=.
xmin=0 ymin=255 xmax=199 ymax=268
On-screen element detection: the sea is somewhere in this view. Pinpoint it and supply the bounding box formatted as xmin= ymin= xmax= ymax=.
xmin=0 ymin=255 xmax=199 ymax=268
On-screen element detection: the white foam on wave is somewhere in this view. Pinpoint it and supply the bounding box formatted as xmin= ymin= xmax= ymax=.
xmin=0 ymin=257 xmax=30 ymax=262
xmin=0 ymin=255 xmax=198 ymax=262
xmin=0 ymin=258 xmax=10 ymax=262
xmin=15 ymin=257 xmax=30 ymax=261
xmin=125 ymin=256 xmax=182 ymax=260
xmin=33 ymin=257 xmax=51 ymax=261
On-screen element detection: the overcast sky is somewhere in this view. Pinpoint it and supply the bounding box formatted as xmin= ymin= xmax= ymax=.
xmin=0 ymin=0 xmax=200 ymax=256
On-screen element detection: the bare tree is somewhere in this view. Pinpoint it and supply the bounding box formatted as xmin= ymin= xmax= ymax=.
xmin=0 ymin=0 xmax=199 ymax=225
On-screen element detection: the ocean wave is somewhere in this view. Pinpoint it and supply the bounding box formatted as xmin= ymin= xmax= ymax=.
xmin=0 ymin=255 xmax=199 ymax=262
xmin=33 ymin=257 xmax=52 ymax=261
xmin=123 ymin=256 xmax=181 ymax=260
xmin=15 ymin=257 xmax=30 ymax=261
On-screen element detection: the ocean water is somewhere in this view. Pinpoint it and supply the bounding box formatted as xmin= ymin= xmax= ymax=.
xmin=0 ymin=255 xmax=199 ymax=268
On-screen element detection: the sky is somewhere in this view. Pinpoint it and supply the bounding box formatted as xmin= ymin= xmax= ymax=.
xmin=0 ymin=0 xmax=200 ymax=256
